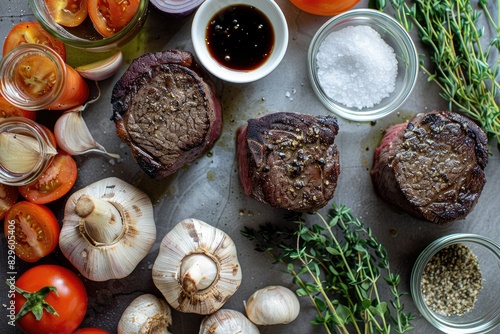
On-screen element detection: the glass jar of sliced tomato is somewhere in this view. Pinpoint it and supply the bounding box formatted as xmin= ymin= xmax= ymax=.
xmin=29 ymin=0 xmax=148 ymax=52
xmin=0 ymin=44 xmax=89 ymax=111
xmin=0 ymin=117 xmax=57 ymax=186
xmin=289 ymin=0 xmax=360 ymax=16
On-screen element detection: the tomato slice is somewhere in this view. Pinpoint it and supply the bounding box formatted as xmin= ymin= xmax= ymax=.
xmin=0 ymin=183 xmax=19 ymax=220
xmin=0 ymin=95 xmax=37 ymax=120
xmin=14 ymin=53 xmax=59 ymax=99
xmin=4 ymin=201 xmax=59 ymax=262
xmin=45 ymin=0 xmax=88 ymax=28
xmin=2 ymin=21 xmax=66 ymax=60
xmin=88 ymin=0 xmax=140 ymax=37
xmin=19 ymin=150 xmax=78 ymax=204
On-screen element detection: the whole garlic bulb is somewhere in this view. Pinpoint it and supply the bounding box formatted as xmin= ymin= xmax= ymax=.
xmin=117 ymin=294 xmax=172 ymax=334
xmin=152 ymin=218 xmax=242 ymax=315
xmin=244 ymin=285 xmax=300 ymax=325
xmin=199 ymin=309 xmax=259 ymax=334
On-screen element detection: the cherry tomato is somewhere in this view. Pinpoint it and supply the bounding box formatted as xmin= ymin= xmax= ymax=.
xmin=45 ymin=0 xmax=88 ymax=27
xmin=4 ymin=201 xmax=59 ymax=262
xmin=11 ymin=264 xmax=87 ymax=334
xmin=0 ymin=95 xmax=37 ymax=120
xmin=73 ymin=329 xmax=111 ymax=334
xmin=0 ymin=183 xmax=19 ymax=220
xmin=2 ymin=21 xmax=66 ymax=60
xmin=19 ymin=150 xmax=78 ymax=204
xmin=88 ymin=0 xmax=140 ymax=37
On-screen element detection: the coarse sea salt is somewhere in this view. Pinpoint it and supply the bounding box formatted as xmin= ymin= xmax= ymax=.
xmin=316 ymin=25 xmax=398 ymax=110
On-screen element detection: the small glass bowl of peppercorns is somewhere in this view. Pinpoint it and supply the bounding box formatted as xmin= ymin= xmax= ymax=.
xmin=411 ymin=233 xmax=500 ymax=333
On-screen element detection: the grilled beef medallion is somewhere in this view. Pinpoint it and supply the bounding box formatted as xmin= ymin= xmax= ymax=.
xmin=237 ymin=112 xmax=341 ymax=213
xmin=371 ymin=110 xmax=488 ymax=224
xmin=111 ymin=50 xmax=222 ymax=180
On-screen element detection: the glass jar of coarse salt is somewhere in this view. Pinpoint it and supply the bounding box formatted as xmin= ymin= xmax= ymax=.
xmin=316 ymin=25 xmax=398 ymax=110
xmin=307 ymin=9 xmax=419 ymax=122
xmin=0 ymin=117 xmax=57 ymax=186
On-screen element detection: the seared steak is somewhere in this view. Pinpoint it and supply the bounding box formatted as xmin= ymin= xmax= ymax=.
xmin=371 ymin=110 xmax=488 ymax=224
xmin=237 ymin=112 xmax=340 ymax=213
xmin=111 ymin=50 xmax=222 ymax=179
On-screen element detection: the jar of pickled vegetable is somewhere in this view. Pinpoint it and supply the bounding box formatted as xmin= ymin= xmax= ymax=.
xmin=0 ymin=44 xmax=89 ymax=111
xmin=0 ymin=117 xmax=57 ymax=186
xmin=289 ymin=0 xmax=360 ymax=16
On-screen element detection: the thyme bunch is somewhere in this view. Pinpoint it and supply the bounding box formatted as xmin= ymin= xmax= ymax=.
xmin=386 ymin=0 xmax=500 ymax=148
xmin=241 ymin=204 xmax=415 ymax=334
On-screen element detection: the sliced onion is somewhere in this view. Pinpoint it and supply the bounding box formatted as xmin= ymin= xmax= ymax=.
xmin=150 ymin=0 xmax=205 ymax=17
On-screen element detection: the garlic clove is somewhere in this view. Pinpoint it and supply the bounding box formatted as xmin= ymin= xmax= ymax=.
xmin=75 ymin=51 xmax=123 ymax=81
xmin=199 ymin=309 xmax=260 ymax=334
xmin=118 ymin=294 xmax=172 ymax=334
xmin=152 ymin=218 xmax=242 ymax=315
xmin=54 ymin=107 xmax=120 ymax=159
xmin=59 ymin=177 xmax=156 ymax=281
xmin=0 ymin=132 xmax=56 ymax=173
xmin=244 ymin=285 xmax=300 ymax=325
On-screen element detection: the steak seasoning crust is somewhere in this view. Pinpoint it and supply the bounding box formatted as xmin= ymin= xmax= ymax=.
xmin=371 ymin=110 xmax=488 ymax=224
xmin=111 ymin=50 xmax=222 ymax=179
xmin=237 ymin=112 xmax=341 ymax=213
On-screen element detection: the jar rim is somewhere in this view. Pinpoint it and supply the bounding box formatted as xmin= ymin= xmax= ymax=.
xmin=0 ymin=44 xmax=67 ymax=111
xmin=0 ymin=117 xmax=56 ymax=186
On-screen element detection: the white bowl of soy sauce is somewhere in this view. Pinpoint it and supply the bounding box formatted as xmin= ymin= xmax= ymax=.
xmin=191 ymin=0 xmax=288 ymax=83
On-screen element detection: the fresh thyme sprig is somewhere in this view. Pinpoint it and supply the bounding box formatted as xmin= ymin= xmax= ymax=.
xmin=241 ymin=204 xmax=415 ymax=334
xmin=386 ymin=0 xmax=500 ymax=149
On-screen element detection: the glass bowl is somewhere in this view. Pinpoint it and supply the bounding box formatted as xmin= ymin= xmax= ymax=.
xmin=411 ymin=234 xmax=500 ymax=333
xmin=191 ymin=0 xmax=288 ymax=83
xmin=307 ymin=9 xmax=418 ymax=122
xmin=28 ymin=0 xmax=149 ymax=52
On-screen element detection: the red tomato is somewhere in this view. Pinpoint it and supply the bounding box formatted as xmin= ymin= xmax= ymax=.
xmin=0 ymin=95 xmax=37 ymax=120
xmin=45 ymin=0 xmax=88 ymax=27
xmin=14 ymin=53 xmax=59 ymax=99
xmin=0 ymin=183 xmax=19 ymax=220
xmin=73 ymin=329 xmax=110 ymax=334
xmin=19 ymin=150 xmax=78 ymax=204
xmin=88 ymin=0 xmax=140 ymax=37
xmin=4 ymin=201 xmax=59 ymax=262
xmin=11 ymin=265 xmax=87 ymax=334
xmin=3 ymin=21 xmax=66 ymax=60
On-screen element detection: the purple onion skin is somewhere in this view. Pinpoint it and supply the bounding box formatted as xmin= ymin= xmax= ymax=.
xmin=150 ymin=0 xmax=204 ymax=18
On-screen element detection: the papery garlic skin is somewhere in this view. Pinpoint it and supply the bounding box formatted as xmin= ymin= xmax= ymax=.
xmin=118 ymin=294 xmax=172 ymax=334
xmin=152 ymin=218 xmax=242 ymax=315
xmin=245 ymin=285 xmax=300 ymax=325
xmin=59 ymin=177 xmax=156 ymax=281
xmin=199 ymin=309 xmax=259 ymax=334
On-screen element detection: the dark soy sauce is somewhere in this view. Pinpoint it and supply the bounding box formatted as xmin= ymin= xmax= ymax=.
xmin=206 ymin=5 xmax=274 ymax=71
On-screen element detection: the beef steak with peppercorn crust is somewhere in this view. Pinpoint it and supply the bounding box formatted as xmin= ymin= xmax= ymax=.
xmin=237 ymin=112 xmax=341 ymax=213
xmin=111 ymin=50 xmax=222 ymax=180
xmin=370 ymin=110 xmax=488 ymax=224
